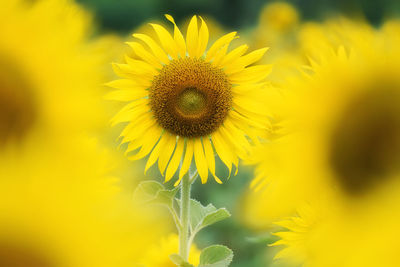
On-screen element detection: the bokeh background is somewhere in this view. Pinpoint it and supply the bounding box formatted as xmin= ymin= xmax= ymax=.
xmin=71 ymin=1 xmax=400 ymax=266
xmin=78 ymin=0 xmax=400 ymax=34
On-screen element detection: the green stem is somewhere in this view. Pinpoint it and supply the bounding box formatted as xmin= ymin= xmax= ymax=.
xmin=179 ymin=172 xmax=191 ymax=261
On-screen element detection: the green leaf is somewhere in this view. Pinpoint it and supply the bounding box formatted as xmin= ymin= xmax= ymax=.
xmin=133 ymin=181 xmax=164 ymax=202
xmin=169 ymin=254 xmax=195 ymax=267
xmin=189 ymin=200 xmax=216 ymax=231
xmin=177 ymin=199 xmax=231 ymax=234
xmin=133 ymin=181 xmax=178 ymax=208
xmin=200 ymin=208 xmax=231 ymax=230
xmin=198 ymin=245 xmax=233 ymax=267
xmin=149 ymin=187 xmax=179 ymax=207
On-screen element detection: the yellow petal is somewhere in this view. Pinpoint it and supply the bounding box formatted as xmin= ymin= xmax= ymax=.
xmin=119 ymin=113 xmax=154 ymax=142
xmin=165 ymin=14 xmax=186 ymax=58
xmin=124 ymin=120 xmax=160 ymax=153
xmin=111 ymin=105 xmax=149 ymax=127
xmin=218 ymin=44 xmax=248 ymax=68
xmin=104 ymin=89 xmax=147 ymax=102
xmin=229 ymin=65 xmax=272 ymax=84
xmin=232 ymin=106 xmax=266 ymax=130
xmin=231 ymin=83 xmax=266 ymax=95
xmin=233 ymin=95 xmax=269 ymax=118
xmin=158 ymin=133 xmax=177 ymax=175
xmin=111 ymin=99 xmax=149 ymax=126
xmin=144 ymin=132 xmax=168 ymax=174
xmin=194 ymin=138 xmax=208 ymax=184
xmin=230 ymin=109 xmax=266 ymax=129
xmin=112 ymin=63 xmax=152 ymax=86
xmin=211 ymin=43 xmax=229 ymax=67
xmin=219 ymin=122 xmax=248 ymax=159
xmin=124 ymin=138 xmax=142 ymax=154
xmin=211 ymin=131 xmax=233 ymax=175
xmin=197 ymin=16 xmax=209 ymax=58
xmin=186 ymin=16 xmax=199 ymax=58
xmin=225 ymin=47 xmax=269 ymax=74
xmin=205 ymin=32 xmax=236 ymax=62
xmin=203 ymin=137 xmax=222 ymax=184
xmin=250 ymin=173 xmax=266 ymax=190
xmin=124 ymin=55 xmax=159 ymax=76
xmin=133 ymin=33 xmax=170 ymax=64
xmin=179 ymin=139 xmax=194 ymax=180
xmin=165 ymin=137 xmax=185 ymax=182
xmin=149 ymin=23 xmax=179 ymax=59
xmin=128 ymin=126 xmax=162 ymax=161
xmin=126 ymin=42 xmax=163 ymax=69
xmin=105 ymin=79 xmax=148 ymax=90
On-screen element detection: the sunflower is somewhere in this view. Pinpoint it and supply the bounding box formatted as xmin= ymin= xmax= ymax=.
xmin=138 ymin=234 xmax=200 ymax=267
xmin=247 ymin=18 xmax=400 ymax=217
xmin=0 ymin=0 xmax=115 ymax=149
xmin=107 ymin=15 xmax=272 ymax=184
xmin=247 ymin=19 xmax=400 ymax=267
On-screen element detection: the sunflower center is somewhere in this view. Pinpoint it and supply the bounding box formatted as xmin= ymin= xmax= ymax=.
xmin=150 ymin=58 xmax=232 ymax=138
xmin=329 ymin=85 xmax=400 ymax=196
xmin=177 ymin=87 xmax=207 ymax=115
xmin=0 ymin=58 xmax=36 ymax=146
xmin=0 ymin=243 xmax=53 ymax=267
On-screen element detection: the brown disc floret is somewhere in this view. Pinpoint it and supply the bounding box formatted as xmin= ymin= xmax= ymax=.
xmin=149 ymin=58 xmax=232 ymax=138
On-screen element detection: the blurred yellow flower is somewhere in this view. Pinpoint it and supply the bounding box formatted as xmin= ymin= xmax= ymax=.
xmin=297 ymin=17 xmax=374 ymax=61
xmin=247 ymin=17 xmax=400 ymax=219
xmin=272 ymin=190 xmax=400 ymax=267
xmin=247 ymin=18 xmax=400 ymax=267
xmin=139 ymin=234 xmax=200 ymax=267
xmin=259 ymin=2 xmax=299 ymax=33
xmin=0 ymin=0 xmax=116 ymax=149
xmin=0 ymin=137 xmax=165 ymax=267
xmin=108 ymin=14 xmax=273 ymax=184
xmin=250 ymin=2 xmax=303 ymax=87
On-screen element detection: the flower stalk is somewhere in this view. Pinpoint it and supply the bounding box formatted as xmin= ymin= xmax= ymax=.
xmin=179 ymin=172 xmax=191 ymax=260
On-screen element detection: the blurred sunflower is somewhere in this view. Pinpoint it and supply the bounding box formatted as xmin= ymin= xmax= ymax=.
xmin=248 ymin=19 xmax=400 ymax=267
xmin=108 ymin=15 xmax=273 ymax=184
xmin=247 ymin=18 xmax=400 ymax=218
xmin=0 ymin=137 xmax=165 ymax=267
xmin=297 ymin=17 xmax=375 ymax=61
xmin=272 ymin=191 xmax=400 ymax=267
xmin=139 ymin=234 xmax=200 ymax=267
xmin=248 ymin=1 xmax=304 ymax=90
xmin=259 ymin=2 xmax=299 ymax=33
xmin=0 ymin=0 xmax=115 ymax=149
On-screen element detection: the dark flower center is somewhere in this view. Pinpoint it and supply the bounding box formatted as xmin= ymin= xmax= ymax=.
xmin=150 ymin=58 xmax=232 ymax=138
xmin=329 ymin=84 xmax=400 ymax=195
xmin=0 ymin=58 xmax=36 ymax=146
xmin=0 ymin=242 xmax=53 ymax=267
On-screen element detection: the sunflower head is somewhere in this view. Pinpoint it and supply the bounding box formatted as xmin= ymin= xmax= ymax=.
xmin=108 ymin=15 xmax=272 ymax=184
xmin=150 ymin=57 xmax=232 ymax=138
xmin=247 ymin=20 xmax=400 ymax=230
